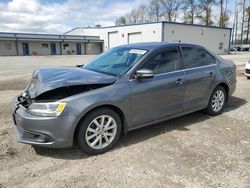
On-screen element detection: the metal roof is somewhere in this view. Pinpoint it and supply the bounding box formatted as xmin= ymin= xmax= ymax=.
xmin=0 ymin=32 xmax=103 ymax=42
xmin=64 ymin=21 xmax=232 ymax=34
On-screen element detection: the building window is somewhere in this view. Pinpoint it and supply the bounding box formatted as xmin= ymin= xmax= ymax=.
xmin=63 ymin=44 xmax=69 ymax=49
xmin=42 ymin=43 xmax=49 ymax=48
xmin=219 ymin=42 xmax=223 ymax=50
xmin=4 ymin=42 xmax=12 ymax=50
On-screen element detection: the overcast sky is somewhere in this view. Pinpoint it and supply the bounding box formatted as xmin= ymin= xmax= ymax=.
xmin=0 ymin=0 xmax=237 ymax=34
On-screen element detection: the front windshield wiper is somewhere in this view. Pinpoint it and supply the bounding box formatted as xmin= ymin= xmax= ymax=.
xmin=76 ymin=64 xmax=83 ymax=68
xmin=83 ymin=67 xmax=117 ymax=77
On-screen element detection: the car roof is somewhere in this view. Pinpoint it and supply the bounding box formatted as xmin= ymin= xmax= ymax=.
xmin=117 ymin=42 xmax=204 ymax=51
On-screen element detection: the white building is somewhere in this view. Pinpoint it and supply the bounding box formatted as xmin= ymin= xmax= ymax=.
xmin=65 ymin=21 xmax=232 ymax=54
xmin=0 ymin=32 xmax=103 ymax=56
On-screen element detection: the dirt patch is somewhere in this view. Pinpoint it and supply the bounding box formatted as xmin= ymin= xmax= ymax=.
xmin=0 ymin=79 xmax=29 ymax=91
xmin=0 ymin=129 xmax=8 ymax=136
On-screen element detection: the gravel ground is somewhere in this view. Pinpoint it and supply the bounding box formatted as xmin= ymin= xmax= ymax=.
xmin=0 ymin=54 xmax=249 ymax=188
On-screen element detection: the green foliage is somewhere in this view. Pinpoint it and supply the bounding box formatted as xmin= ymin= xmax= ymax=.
xmin=182 ymin=0 xmax=197 ymax=24
xmin=196 ymin=0 xmax=216 ymax=26
xmin=115 ymin=16 xmax=126 ymax=26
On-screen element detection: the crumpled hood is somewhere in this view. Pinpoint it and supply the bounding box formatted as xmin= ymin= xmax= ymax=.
xmin=26 ymin=67 xmax=117 ymax=98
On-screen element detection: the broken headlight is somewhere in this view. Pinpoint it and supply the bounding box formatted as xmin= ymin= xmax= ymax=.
xmin=27 ymin=102 xmax=67 ymax=117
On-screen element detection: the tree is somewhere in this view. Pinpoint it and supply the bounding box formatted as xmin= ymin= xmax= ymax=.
xmin=218 ymin=0 xmax=229 ymax=27
xmin=235 ymin=6 xmax=239 ymax=44
xmin=232 ymin=1 xmax=237 ymax=44
xmin=127 ymin=9 xmax=140 ymax=24
xmin=240 ymin=0 xmax=246 ymax=45
xmin=137 ymin=4 xmax=148 ymax=23
xmin=246 ymin=6 xmax=250 ymax=43
xmin=182 ymin=0 xmax=197 ymax=24
xmin=148 ymin=0 xmax=162 ymax=21
xmin=161 ymin=0 xmax=181 ymax=22
xmin=197 ymin=0 xmax=216 ymax=26
xmin=115 ymin=16 xmax=126 ymax=26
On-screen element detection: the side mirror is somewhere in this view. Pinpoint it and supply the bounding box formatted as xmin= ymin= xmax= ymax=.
xmin=136 ymin=69 xmax=154 ymax=79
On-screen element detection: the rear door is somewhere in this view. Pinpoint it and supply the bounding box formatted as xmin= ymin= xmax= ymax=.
xmin=130 ymin=47 xmax=185 ymax=126
xmin=181 ymin=46 xmax=217 ymax=111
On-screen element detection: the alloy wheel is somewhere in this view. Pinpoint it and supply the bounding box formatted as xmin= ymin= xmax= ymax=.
xmin=85 ymin=115 xmax=117 ymax=149
xmin=211 ymin=90 xmax=225 ymax=112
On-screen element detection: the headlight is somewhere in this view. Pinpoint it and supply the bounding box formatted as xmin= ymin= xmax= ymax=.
xmin=27 ymin=102 xmax=67 ymax=117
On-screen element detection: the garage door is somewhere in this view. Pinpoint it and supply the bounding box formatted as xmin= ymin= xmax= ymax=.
xmin=108 ymin=31 xmax=119 ymax=49
xmin=128 ymin=32 xmax=142 ymax=44
xmin=86 ymin=43 xmax=102 ymax=55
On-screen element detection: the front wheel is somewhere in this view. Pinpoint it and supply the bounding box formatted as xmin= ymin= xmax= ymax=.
xmin=205 ymin=86 xmax=226 ymax=116
xmin=76 ymin=108 xmax=121 ymax=155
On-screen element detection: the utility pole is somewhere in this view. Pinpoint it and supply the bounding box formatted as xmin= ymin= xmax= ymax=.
xmin=235 ymin=6 xmax=239 ymax=44
xmin=247 ymin=14 xmax=250 ymax=43
xmin=241 ymin=0 xmax=246 ymax=47
xmin=220 ymin=0 xmax=224 ymax=27
xmin=232 ymin=1 xmax=237 ymax=44
xmin=246 ymin=7 xmax=250 ymax=44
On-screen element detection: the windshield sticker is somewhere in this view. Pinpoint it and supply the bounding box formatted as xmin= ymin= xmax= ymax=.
xmin=129 ymin=49 xmax=147 ymax=55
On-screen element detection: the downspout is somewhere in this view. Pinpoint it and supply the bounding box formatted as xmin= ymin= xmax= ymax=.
xmin=15 ymin=34 xmax=19 ymax=56
xmin=161 ymin=22 xmax=164 ymax=42
xmin=228 ymin=28 xmax=232 ymax=54
xmin=83 ymin=35 xmax=87 ymax=55
xmin=60 ymin=35 xmax=63 ymax=55
xmin=60 ymin=41 xmax=62 ymax=55
xmin=84 ymin=42 xmax=87 ymax=55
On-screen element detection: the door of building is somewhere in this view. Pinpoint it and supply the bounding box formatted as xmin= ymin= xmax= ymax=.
xmin=76 ymin=43 xmax=81 ymax=55
xmin=22 ymin=43 xmax=29 ymax=56
xmin=50 ymin=43 xmax=56 ymax=55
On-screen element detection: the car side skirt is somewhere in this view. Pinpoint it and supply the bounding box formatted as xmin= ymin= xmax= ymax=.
xmin=127 ymin=105 xmax=206 ymax=132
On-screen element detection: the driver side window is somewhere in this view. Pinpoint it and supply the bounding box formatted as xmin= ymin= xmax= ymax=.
xmin=141 ymin=48 xmax=180 ymax=75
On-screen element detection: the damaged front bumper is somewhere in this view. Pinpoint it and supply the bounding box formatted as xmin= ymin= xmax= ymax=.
xmin=11 ymin=97 xmax=75 ymax=148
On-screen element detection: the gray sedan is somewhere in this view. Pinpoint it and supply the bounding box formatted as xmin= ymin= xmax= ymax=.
xmin=12 ymin=42 xmax=236 ymax=155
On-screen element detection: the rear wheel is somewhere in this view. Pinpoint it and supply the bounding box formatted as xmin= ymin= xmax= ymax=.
xmin=76 ymin=108 xmax=121 ymax=155
xmin=205 ymin=86 xmax=226 ymax=116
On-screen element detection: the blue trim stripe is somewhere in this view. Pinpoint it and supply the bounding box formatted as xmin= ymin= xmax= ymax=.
xmin=0 ymin=32 xmax=103 ymax=42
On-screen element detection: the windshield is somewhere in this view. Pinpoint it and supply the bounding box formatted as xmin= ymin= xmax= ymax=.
xmin=84 ymin=47 xmax=148 ymax=76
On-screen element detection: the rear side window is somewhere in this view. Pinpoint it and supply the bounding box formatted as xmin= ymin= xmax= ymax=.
xmin=181 ymin=47 xmax=215 ymax=69
xmin=141 ymin=48 xmax=180 ymax=75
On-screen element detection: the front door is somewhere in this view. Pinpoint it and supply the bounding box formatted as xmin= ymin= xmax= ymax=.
xmin=130 ymin=47 xmax=185 ymax=126
xmin=50 ymin=43 xmax=56 ymax=55
xmin=22 ymin=43 xmax=29 ymax=56
xmin=181 ymin=46 xmax=217 ymax=110
xmin=76 ymin=43 xmax=81 ymax=55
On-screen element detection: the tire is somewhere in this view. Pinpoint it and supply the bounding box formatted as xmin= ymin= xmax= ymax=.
xmin=205 ymin=86 xmax=227 ymax=116
xmin=247 ymin=77 xmax=250 ymax=80
xmin=76 ymin=108 xmax=122 ymax=155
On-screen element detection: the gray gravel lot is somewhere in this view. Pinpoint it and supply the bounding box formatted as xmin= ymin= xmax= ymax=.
xmin=0 ymin=54 xmax=249 ymax=187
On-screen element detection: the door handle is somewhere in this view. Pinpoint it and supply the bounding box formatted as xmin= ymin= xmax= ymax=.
xmin=176 ymin=78 xmax=184 ymax=85
xmin=209 ymin=72 xmax=213 ymax=78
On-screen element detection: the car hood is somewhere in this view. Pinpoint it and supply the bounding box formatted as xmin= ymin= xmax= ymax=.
xmin=26 ymin=67 xmax=117 ymax=98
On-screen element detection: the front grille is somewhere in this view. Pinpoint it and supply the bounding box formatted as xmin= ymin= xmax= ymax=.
xmin=246 ymin=69 xmax=250 ymax=74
